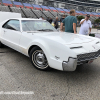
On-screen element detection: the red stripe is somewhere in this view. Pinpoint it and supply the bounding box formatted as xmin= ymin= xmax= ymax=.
xmin=3 ymin=3 xmax=13 ymax=7
xmin=44 ymin=9 xmax=51 ymax=11
xmin=59 ymin=11 xmax=65 ymax=13
xmin=76 ymin=13 xmax=80 ymax=15
xmin=35 ymin=7 xmax=42 ymax=10
xmin=96 ymin=15 xmax=99 ymax=17
xmin=76 ymin=13 xmax=79 ymax=15
xmin=52 ymin=10 xmax=58 ymax=12
xmin=25 ymin=6 xmax=33 ymax=9
xmin=83 ymin=14 xmax=86 ymax=15
xmin=80 ymin=13 xmax=83 ymax=15
xmin=15 ymin=5 xmax=23 ymax=8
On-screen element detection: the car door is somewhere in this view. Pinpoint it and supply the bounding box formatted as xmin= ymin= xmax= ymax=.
xmin=2 ymin=19 xmax=21 ymax=51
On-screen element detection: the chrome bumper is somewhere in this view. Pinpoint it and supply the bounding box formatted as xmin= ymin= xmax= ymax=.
xmin=62 ymin=56 xmax=100 ymax=71
xmin=62 ymin=58 xmax=77 ymax=71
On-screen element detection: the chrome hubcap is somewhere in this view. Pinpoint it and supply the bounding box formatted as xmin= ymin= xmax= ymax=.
xmin=36 ymin=53 xmax=45 ymax=65
xmin=32 ymin=50 xmax=48 ymax=69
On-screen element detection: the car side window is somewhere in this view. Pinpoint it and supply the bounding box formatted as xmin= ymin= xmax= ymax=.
xmin=2 ymin=20 xmax=20 ymax=31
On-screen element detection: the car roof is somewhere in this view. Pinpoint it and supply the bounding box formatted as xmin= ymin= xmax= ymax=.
xmin=9 ymin=18 xmax=44 ymax=21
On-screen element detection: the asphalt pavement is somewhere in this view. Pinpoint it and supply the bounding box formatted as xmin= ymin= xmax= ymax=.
xmin=0 ymin=45 xmax=100 ymax=100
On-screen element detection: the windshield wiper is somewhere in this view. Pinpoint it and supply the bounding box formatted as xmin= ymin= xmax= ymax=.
xmin=37 ymin=29 xmax=54 ymax=31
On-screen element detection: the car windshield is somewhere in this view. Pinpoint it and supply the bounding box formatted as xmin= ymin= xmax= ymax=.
xmin=21 ymin=20 xmax=57 ymax=32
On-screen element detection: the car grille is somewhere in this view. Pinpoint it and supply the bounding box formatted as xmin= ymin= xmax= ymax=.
xmin=77 ymin=50 xmax=100 ymax=62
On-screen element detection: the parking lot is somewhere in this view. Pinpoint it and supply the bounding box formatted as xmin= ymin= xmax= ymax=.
xmin=0 ymin=44 xmax=100 ymax=100
xmin=0 ymin=28 xmax=100 ymax=100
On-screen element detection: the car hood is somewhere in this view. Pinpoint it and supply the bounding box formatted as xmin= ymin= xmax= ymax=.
xmin=37 ymin=32 xmax=100 ymax=55
xmin=36 ymin=32 xmax=95 ymax=45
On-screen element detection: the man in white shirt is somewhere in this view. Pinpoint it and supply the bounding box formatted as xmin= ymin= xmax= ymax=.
xmin=79 ymin=14 xmax=92 ymax=35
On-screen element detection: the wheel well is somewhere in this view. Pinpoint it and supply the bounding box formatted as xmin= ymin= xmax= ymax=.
xmin=28 ymin=45 xmax=41 ymax=56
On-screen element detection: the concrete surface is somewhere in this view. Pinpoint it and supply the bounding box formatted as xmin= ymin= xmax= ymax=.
xmin=0 ymin=47 xmax=100 ymax=100
xmin=0 ymin=32 xmax=100 ymax=100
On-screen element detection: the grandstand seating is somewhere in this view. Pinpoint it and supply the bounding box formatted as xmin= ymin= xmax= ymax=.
xmin=23 ymin=3 xmax=33 ymax=9
xmin=0 ymin=5 xmax=10 ymax=12
xmin=50 ymin=11 xmax=58 ymax=17
xmin=13 ymin=1 xmax=23 ymax=8
xmin=49 ymin=7 xmax=58 ymax=12
xmin=2 ymin=0 xmax=13 ymax=7
xmin=75 ymin=11 xmax=83 ymax=15
xmin=32 ymin=9 xmax=47 ymax=19
xmin=42 ymin=11 xmax=55 ymax=19
xmin=55 ymin=8 xmax=65 ymax=13
xmin=10 ymin=7 xmax=26 ymax=18
xmin=91 ymin=12 xmax=100 ymax=17
xmin=21 ymin=8 xmax=37 ymax=18
xmin=86 ymin=12 xmax=94 ymax=17
xmin=32 ymin=4 xmax=42 ymax=10
xmin=62 ymin=9 xmax=69 ymax=14
xmin=40 ymin=5 xmax=51 ymax=11
xmin=98 ymin=13 xmax=100 ymax=17
xmin=0 ymin=0 xmax=99 ymax=23
xmin=79 ymin=11 xmax=87 ymax=15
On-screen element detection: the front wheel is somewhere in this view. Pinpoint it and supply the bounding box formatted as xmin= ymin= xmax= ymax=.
xmin=30 ymin=47 xmax=50 ymax=71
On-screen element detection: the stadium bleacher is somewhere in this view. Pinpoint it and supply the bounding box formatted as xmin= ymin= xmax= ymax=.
xmin=75 ymin=11 xmax=82 ymax=16
xmin=0 ymin=0 xmax=99 ymax=22
xmin=55 ymin=8 xmax=65 ymax=13
xmin=13 ymin=1 xmax=23 ymax=8
xmin=32 ymin=4 xmax=42 ymax=10
xmin=0 ymin=5 xmax=10 ymax=12
xmin=86 ymin=12 xmax=94 ymax=17
xmin=49 ymin=7 xmax=58 ymax=12
xmin=40 ymin=5 xmax=51 ymax=11
xmin=79 ymin=11 xmax=86 ymax=15
xmin=62 ymin=9 xmax=69 ymax=14
xmin=91 ymin=12 xmax=99 ymax=17
xmin=42 ymin=11 xmax=55 ymax=19
xmin=2 ymin=0 xmax=13 ymax=7
xmin=23 ymin=3 xmax=33 ymax=9
xmin=10 ymin=7 xmax=26 ymax=18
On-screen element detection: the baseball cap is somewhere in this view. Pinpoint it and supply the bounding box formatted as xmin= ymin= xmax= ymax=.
xmin=86 ymin=14 xmax=90 ymax=17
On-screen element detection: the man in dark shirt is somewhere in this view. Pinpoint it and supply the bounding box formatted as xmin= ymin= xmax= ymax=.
xmin=60 ymin=14 xmax=66 ymax=31
xmin=60 ymin=9 xmax=77 ymax=34
xmin=47 ymin=17 xmax=50 ymax=22
xmin=49 ymin=18 xmax=53 ymax=24
xmin=54 ymin=16 xmax=59 ymax=29
xmin=60 ymin=14 xmax=66 ymax=23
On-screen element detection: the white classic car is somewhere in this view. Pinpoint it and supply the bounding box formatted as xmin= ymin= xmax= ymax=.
xmin=0 ymin=18 xmax=100 ymax=71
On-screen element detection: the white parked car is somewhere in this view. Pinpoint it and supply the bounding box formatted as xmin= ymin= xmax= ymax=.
xmin=0 ymin=18 xmax=100 ymax=71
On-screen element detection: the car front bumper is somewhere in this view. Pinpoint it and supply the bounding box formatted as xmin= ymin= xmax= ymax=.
xmin=62 ymin=58 xmax=77 ymax=71
xmin=62 ymin=49 xmax=100 ymax=71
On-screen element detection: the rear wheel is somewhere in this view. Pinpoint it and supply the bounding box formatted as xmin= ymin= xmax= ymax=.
xmin=30 ymin=47 xmax=50 ymax=71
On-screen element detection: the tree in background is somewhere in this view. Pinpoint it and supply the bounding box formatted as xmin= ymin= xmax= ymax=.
xmin=77 ymin=16 xmax=85 ymax=21
xmin=76 ymin=16 xmax=85 ymax=27
xmin=94 ymin=19 xmax=100 ymax=24
xmin=92 ymin=19 xmax=100 ymax=29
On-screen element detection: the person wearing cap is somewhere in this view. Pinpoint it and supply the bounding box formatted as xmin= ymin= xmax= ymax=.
xmin=79 ymin=14 xmax=92 ymax=35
